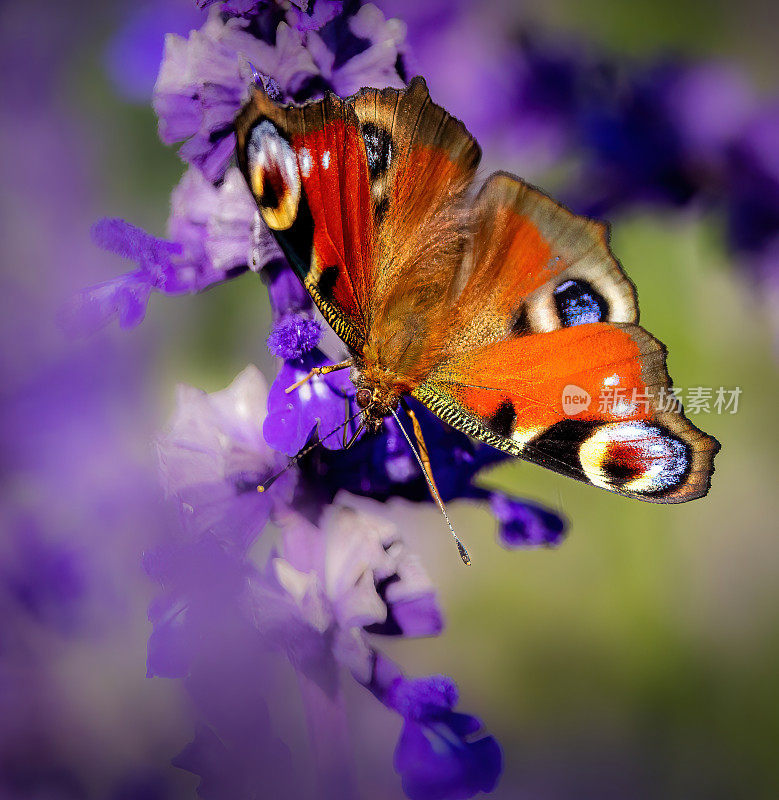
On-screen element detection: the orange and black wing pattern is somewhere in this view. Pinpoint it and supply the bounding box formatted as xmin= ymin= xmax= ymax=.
xmin=414 ymin=175 xmax=719 ymax=502
xmin=236 ymin=78 xmax=718 ymax=503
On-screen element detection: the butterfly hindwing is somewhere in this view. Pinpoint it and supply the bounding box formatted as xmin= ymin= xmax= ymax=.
xmin=410 ymin=171 xmax=717 ymax=502
xmin=448 ymin=173 xmax=638 ymax=352
xmin=415 ymin=312 xmax=718 ymax=503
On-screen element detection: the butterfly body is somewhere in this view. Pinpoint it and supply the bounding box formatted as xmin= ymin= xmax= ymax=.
xmin=236 ymin=76 xmax=719 ymax=503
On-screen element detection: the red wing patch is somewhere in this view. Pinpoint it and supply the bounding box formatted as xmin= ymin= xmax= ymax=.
xmin=235 ymin=88 xmax=374 ymax=351
xmin=290 ymin=115 xmax=373 ymax=337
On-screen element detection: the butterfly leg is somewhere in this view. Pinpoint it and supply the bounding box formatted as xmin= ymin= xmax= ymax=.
xmin=344 ymin=420 xmax=366 ymax=449
xmin=342 ymin=395 xmax=351 ymax=448
xmin=285 ymin=358 xmax=353 ymax=394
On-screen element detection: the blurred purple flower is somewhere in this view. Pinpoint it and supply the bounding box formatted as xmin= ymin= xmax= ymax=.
xmin=106 ymin=0 xmax=205 ymax=102
xmin=307 ymin=4 xmax=407 ymax=96
xmin=726 ymin=105 xmax=779 ymax=259
xmin=62 ymin=219 xmax=182 ymax=332
xmin=144 ymin=526 xmax=303 ymax=796
xmin=157 ymin=365 xmax=294 ymax=553
xmin=489 ymin=493 xmax=567 ymax=549
xmin=145 ymin=534 xmax=255 ymax=679
xmin=665 ymin=63 xmax=755 ymax=162
xmin=173 ymin=720 xmax=298 ymax=800
xmin=0 ymin=516 xmax=87 ymax=634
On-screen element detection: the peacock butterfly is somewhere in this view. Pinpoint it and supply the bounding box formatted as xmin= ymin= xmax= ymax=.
xmin=235 ymin=75 xmax=719 ymax=554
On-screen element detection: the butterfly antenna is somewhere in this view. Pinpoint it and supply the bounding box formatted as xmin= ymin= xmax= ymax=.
xmin=390 ymin=409 xmax=471 ymax=566
xmin=258 ymin=407 xmax=363 ymax=492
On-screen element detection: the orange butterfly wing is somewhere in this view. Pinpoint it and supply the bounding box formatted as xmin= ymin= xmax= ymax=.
xmin=414 ymin=176 xmax=719 ymax=502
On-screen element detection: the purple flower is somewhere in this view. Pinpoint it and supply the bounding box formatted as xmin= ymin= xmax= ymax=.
xmin=145 ymin=535 xmax=255 ymax=678
xmin=62 ymin=218 xmax=182 ymax=332
xmin=392 ymin=678 xmax=502 ymax=800
xmin=72 ymin=168 xmax=278 ymax=333
xmin=364 ymin=655 xmax=502 ymax=800
xmin=307 ymin=4 xmax=407 ymax=96
xmin=726 ymin=104 xmax=779 ymax=258
xmin=264 ymin=348 xmax=354 ymax=456
xmin=153 ymin=10 xmax=317 ymax=180
xmin=665 ymin=62 xmax=755 ymax=162
xmin=157 ymin=365 xmax=293 ymax=553
xmin=173 ymin=721 xmax=299 ymax=800
xmin=260 ymin=256 xmax=313 ymax=317
xmin=267 ymin=314 xmax=322 ymax=359
xmin=287 ymin=1 xmax=344 ymax=34
xmin=167 ymin=165 xmax=277 ymax=278
xmin=251 ymin=494 xmax=442 ymax=684
xmin=489 ymin=493 xmax=567 ymax=549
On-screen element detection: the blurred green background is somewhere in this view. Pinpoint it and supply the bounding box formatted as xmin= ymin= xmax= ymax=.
xmin=71 ymin=0 xmax=779 ymax=796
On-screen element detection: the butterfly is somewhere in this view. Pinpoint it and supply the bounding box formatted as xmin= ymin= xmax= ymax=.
xmin=235 ymin=75 xmax=719 ymax=541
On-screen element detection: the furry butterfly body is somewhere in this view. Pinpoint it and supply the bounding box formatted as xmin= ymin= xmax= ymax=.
xmin=236 ymin=77 xmax=719 ymax=503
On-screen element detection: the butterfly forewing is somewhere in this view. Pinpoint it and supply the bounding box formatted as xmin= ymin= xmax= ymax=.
xmin=235 ymin=87 xmax=374 ymax=351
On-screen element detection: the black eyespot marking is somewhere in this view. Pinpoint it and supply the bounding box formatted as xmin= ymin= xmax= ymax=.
xmin=487 ymin=400 xmax=517 ymax=438
xmin=259 ymin=174 xmax=279 ymax=209
xmin=362 ymin=123 xmax=393 ymax=180
xmin=374 ymin=196 xmax=389 ymax=225
xmin=509 ymin=305 xmax=531 ymax=336
xmin=553 ymin=279 xmax=609 ymax=326
xmin=317 ymin=265 xmax=340 ymax=301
